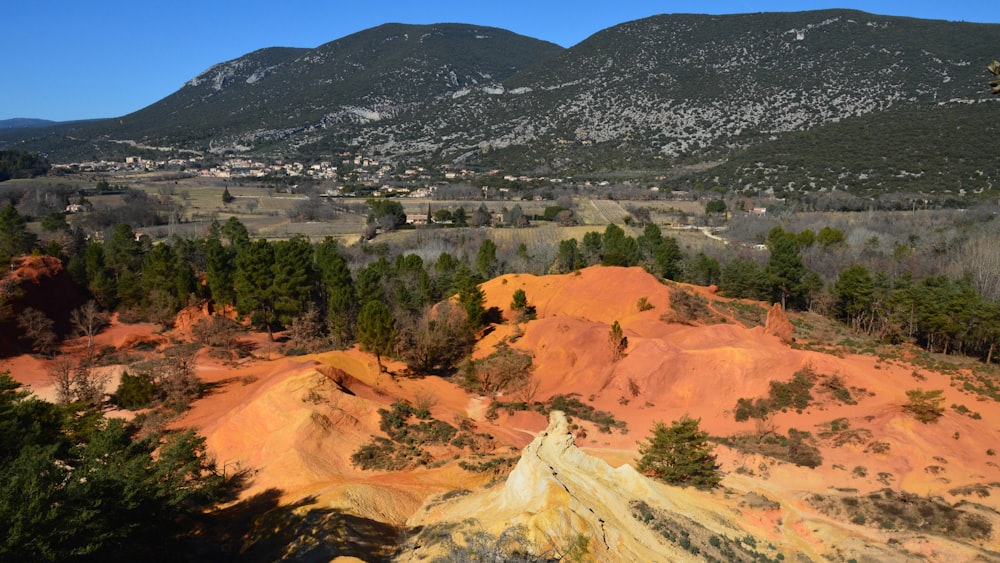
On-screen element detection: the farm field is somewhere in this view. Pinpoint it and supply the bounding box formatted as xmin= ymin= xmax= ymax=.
xmin=8 ymin=173 xmax=730 ymax=253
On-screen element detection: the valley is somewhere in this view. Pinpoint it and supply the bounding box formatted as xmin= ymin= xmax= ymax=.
xmin=2 ymin=7 xmax=1000 ymax=562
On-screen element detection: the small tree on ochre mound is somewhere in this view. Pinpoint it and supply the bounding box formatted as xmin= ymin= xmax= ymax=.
xmin=356 ymin=300 xmax=397 ymax=373
xmin=637 ymin=415 xmax=721 ymax=489
xmin=609 ymin=320 xmax=626 ymax=362
xmin=903 ymin=388 xmax=945 ymax=423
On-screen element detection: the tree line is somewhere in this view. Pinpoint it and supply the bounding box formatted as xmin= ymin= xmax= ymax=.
xmin=5 ymin=197 xmax=1000 ymax=366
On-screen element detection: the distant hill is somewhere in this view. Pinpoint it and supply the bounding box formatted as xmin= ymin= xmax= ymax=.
xmin=2 ymin=10 xmax=999 ymax=193
xmin=0 ymin=118 xmax=57 ymax=130
xmin=0 ymin=149 xmax=50 ymax=181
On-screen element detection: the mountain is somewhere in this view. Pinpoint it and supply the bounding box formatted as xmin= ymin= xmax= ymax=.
xmin=0 ymin=118 xmax=57 ymax=130
xmin=3 ymin=10 xmax=999 ymax=183
xmin=358 ymin=9 xmax=1000 ymax=174
xmin=0 ymin=23 xmax=562 ymax=161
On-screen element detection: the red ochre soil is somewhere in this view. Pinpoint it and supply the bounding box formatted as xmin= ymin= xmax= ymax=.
xmin=7 ymin=265 xmax=1000 ymax=556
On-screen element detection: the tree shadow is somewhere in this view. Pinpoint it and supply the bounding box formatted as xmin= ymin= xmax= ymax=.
xmin=483 ymin=306 xmax=505 ymax=325
xmin=199 ymin=376 xmax=243 ymax=397
xmin=190 ymin=488 xmax=403 ymax=562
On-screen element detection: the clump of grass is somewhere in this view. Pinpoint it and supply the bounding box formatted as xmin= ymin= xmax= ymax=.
xmin=487 ymin=392 xmax=628 ymax=434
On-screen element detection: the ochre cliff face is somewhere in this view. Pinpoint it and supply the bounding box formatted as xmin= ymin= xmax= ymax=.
xmin=1 ymin=255 xmax=86 ymax=354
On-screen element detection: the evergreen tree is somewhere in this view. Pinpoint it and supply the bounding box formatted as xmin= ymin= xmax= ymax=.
xmin=315 ymin=238 xmax=356 ymax=347
xmin=705 ymin=199 xmax=727 ymax=215
xmin=766 ymin=233 xmax=808 ymax=309
xmin=581 ymin=231 xmax=603 ymax=265
xmin=83 ymin=242 xmax=117 ymax=309
xmin=0 ymin=373 xmax=225 ymax=561
xmin=204 ymin=234 xmax=236 ymax=309
xmin=456 ymin=268 xmax=487 ymax=329
xmin=637 ymin=415 xmax=720 ymax=489
xmin=270 ymin=236 xmax=317 ymax=328
xmin=234 ymin=239 xmax=277 ymax=339
xmin=141 ymin=242 xmax=180 ymax=320
xmin=355 ymin=260 xmax=388 ymax=307
xmin=171 ymin=238 xmax=198 ymax=305
xmin=433 ymin=252 xmax=461 ymax=297
xmin=365 ymin=198 xmax=407 ymax=230
xmin=720 ymin=257 xmax=769 ymax=300
xmin=476 ymin=238 xmax=498 ymax=278
xmin=833 ymin=265 xmax=876 ymax=332
xmin=220 ymin=216 xmax=249 ymax=250
xmin=356 ymin=301 xmax=397 ymax=372
xmin=0 ymin=203 xmax=36 ymax=263
xmin=609 ymin=320 xmax=626 ymax=362
xmin=684 ymin=252 xmax=721 ymax=287
xmin=104 ymin=224 xmax=144 ymax=307
xmin=555 ymin=238 xmax=583 ymax=273
xmin=651 ymin=236 xmax=683 ymax=280
xmin=390 ymin=253 xmax=432 ymax=314
xmin=601 ymin=224 xmax=639 ymax=267
xmin=510 ymin=288 xmax=536 ymax=323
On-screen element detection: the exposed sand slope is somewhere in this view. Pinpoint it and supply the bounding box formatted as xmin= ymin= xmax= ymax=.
xmin=479 ymin=267 xmax=1000 ymax=512
xmin=8 ymin=265 xmax=1000 ymax=559
xmin=181 ymin=350 xmax=493 ymax=524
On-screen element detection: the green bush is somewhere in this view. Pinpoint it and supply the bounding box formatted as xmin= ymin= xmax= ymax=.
xmin=114 ymin=371 xmax=156 ymax=410
xmin=903 ymin=389 xmax=945 ymax=423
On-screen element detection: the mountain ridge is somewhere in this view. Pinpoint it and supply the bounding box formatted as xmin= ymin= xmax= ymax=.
xmin=2 ymin=10 xmax=999 ymax=186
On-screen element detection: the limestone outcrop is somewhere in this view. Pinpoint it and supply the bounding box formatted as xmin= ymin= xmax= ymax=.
xmin=406 ymin=411 xmax=743 ymax=561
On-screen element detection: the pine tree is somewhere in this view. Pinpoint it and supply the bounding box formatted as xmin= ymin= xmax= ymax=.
xmin=356 ymin=301 xmax=397 ymax=373
xmin=476 ymin=238 xmax=498 ymax=277
xmin=315 ymin=238 xmax=356 ymax=347
xmin=0 ymin=203 xmax=36 ymax=263
xmin=637 ymin=415 xmax=720 ymax=489
xmin=766 ymin=233 xmax=807 ymax=310
xmin=270 ymin=236 xmax=316 ymax=328
xmin=234 ymin=239 xmax=277 ymax=339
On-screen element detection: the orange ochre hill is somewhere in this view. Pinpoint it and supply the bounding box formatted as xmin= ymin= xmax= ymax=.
xmin=13 ymin=265 xmax=1000 ymax=560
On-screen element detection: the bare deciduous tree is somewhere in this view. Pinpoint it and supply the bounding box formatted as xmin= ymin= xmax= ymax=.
xmin=159 ymin=344 xmax=201 ymax=409
xmin=192 ymin=314 xmax=242 ymax=349
xmin=287 ymin=305 xmax=329 ymax=353
xmin=73 ymin=362 xmax=109 ymax=408
xmin=48 ymin=357 xmax=75 ymax=404
xmin=462 ymin=342 xmax=533 ymax=395
xmin=398 ymin=301 xmax=473 ymax=374
xmin=71 ymin=300 xmax=109 ymax=358
xmin=950 ymin=232 xmax=1000 ymax=302
xmin=17 ymin=307 xmax=56 ymax=355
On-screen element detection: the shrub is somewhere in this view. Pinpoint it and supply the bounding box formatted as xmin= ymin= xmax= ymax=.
xmin=903 ymin=388 xmax=945 ymax=423
xmin=114 ymin=371 xmax=156 ymax=410
xmin=733 ymin=367 xmax=816 ymax=421
xmin=461 ymin=343 xmax=533 ymax=395
xmin=665 ymin=287 xmax=720 ymax=324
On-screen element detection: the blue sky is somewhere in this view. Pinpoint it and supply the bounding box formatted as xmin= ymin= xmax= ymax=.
xmin=3 ymin=1 xmax=997 ymax=122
